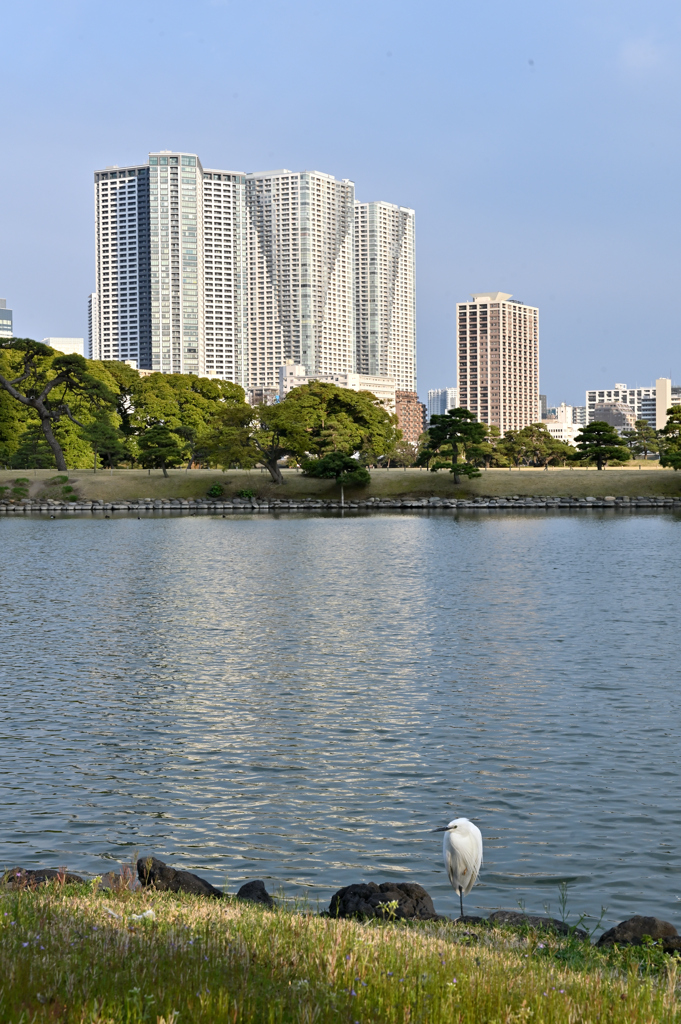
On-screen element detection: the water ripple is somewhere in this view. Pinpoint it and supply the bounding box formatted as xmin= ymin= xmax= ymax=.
xmin=1 ymin=513 xmax=680 ymax=926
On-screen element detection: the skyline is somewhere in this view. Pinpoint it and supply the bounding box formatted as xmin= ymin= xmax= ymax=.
xmin=2 ymin=0 xmax=681 ymax=405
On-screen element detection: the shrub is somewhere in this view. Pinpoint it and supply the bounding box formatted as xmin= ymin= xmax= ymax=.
xmin=207 ymin=483 xmax=224 ymax=498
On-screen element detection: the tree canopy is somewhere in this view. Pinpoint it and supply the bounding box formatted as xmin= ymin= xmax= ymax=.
xmin=421 ymin=407 xmax=487 ymax=482
xmin=284 ymin=382 xmax=399 ymax=460
xmin=202 ymin=382 xmax=399 ymax=483
xmin=574 ymin=420 xmax=631 ymax=470
xmin=0 ymin=339 xmax=120 ymax=470
xmin=138 ymin=425 xmax=188 ymax=476
xmin=302 ymin=452 xmax=370 ymax=494
xmin=660 ymin=406 xmax=681 ymax=470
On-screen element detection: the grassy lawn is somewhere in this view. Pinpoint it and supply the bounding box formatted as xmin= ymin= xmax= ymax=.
xmin=2 ymin=466 xmax=681 ymax=502
xmin=1 ymin=883 xmax=679 ymax=1023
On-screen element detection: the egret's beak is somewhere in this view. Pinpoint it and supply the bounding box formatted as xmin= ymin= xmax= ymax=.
xmin=431 ymin=826 xmax=450 ymax=832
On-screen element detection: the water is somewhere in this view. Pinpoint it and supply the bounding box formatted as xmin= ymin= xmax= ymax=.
xmin=1 ymin=510 xmax=680 ymax=928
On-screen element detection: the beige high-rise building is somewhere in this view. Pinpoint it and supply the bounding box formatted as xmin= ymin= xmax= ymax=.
xmin=456 ymin=292 xmax=539 ymax=433
xmin=354 ymin=201 xmax=416 ymax=391
xmin=243 ymin=170 xmax=355 ymax=389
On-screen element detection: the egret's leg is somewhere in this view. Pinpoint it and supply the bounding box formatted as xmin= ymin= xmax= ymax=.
xmin=459 ymin=887 xmax=464 ymax=919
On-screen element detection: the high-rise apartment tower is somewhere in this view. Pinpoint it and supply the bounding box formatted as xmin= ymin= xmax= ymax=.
xmin=242 ymin=170 xmax=355 ymax=388
xmin=427 ymin=387 xmax=458 ymax=421
xmin=91 ymin=152 xmax=417 ymax=396
xmin=92 ymin=152 xmax=246 ymax=379
xmin=0 ymin=299 xmax=13 ymax=339
xmin=354 ymin=202 xmax=416 ymax=391
xmin=456 ymin=292 xmax=539 ymax=432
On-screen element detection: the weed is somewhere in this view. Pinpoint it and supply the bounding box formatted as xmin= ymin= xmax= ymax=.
xmin=207 ymin=484 xmax=224 ymax=498
xmin=236 ymin=488 xmax=255 ymax=499
xmin=0 ymin=887 xmax=679 ymax=1023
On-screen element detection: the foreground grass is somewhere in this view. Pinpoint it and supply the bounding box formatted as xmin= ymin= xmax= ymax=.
xmin=1 ymin=885 xmax=679 ymax=1023
xmin=2 ymin=466 xmax=681 ymax=502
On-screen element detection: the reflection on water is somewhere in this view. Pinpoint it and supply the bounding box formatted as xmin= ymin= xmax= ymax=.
xmin=1 ymin=512 xmax=680 ymax=925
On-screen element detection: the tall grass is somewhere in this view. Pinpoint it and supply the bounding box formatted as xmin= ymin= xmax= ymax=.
xmin=0 ymin=883 xmax=678 ymax=1023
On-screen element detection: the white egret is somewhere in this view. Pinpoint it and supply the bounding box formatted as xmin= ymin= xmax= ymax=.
xmin=432 ymin=817 xmax=483 ymax=919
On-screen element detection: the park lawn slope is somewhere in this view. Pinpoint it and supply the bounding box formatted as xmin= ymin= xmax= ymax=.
xmin=0 ymin=885 xmax=679 ymax=1024
xmin=3 ymin=466 xmax=681 ymax=502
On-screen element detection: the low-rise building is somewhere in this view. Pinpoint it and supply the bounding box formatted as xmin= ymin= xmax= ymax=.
xmin=395 ymin=390 xmax=426 ymax=446
xmin=542 ymin=420 xmax=582 ymax=446
xmin=43 ymin=338 xmax=85 ymax=356
xmin=278 ymin=362 xmax=396 ymax=411
xmin=591 ymin=401 xmax=637 ymax=432
xmin=542 ymin=403 xmax=583 ymax=445
xmin=585 ymin=379 xmax=681 ymax=430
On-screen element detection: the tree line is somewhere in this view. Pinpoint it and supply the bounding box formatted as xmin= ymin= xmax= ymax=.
xmin=418 ymin=407 xmax=681 ymax=478
xmin=4 ymin=338 xmax=681 ymax=480
xmin=0 ymin=338 xmax=399 ymax=480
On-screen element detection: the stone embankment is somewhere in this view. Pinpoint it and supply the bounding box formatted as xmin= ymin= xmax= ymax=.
xmin=2 ymin=495 xmax=681 ymax=514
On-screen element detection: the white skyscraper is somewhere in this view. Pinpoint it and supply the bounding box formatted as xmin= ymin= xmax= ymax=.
xmin=0 ymin=299 xmax=12 ymax=339
xmin=242 ymin=170 xmax=356 ymax=388
xmin=87 ymin=293 xmax=97 ymax=358
xmin=90 ymin=153 xmax=417 ymax=395
xmin=92 ymin=152 xmax=247 ymax=381
xmin=428 ymin=387 xmax=458 ymax=421
xmin=354 ymin=201 xmax=416 ymax=391
xmin=91 ymin=161 xmax=151 ymax=367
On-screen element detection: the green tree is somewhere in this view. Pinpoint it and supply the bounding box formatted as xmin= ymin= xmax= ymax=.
xmin=284 ymin=381 xmax=400 ymax=460
xmin=633 ymin=419 xmax=659 ymax=460
xmin=380 ymin=438 xmax=417 ymax=468
xmin=83 ymin=416 xmax=128 ymax=470
xmin=0 ymin=340 xmax=117 ymax=470
xmin=467 ymin=425 xmax=509 ymax=468
xmin=574 ymin=420 xmax=631 ymax=470
xmin=202 ymin=401 xmax=309 ymax=484
xmin=423 ymin=408 xmax=487 ymax=482
xmin=138 ymin=425 xmax=188 ymax=477
xmin=302 ymin=452 xmax=370 ymax=503
xmin=660 ymin=406 xmax=681 ymax=470
xmin=9 ymin=424 xmax=56 ymax=469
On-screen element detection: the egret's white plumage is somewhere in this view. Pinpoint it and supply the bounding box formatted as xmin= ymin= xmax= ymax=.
xmin=433 ymin=817 xmax=483 ymax=918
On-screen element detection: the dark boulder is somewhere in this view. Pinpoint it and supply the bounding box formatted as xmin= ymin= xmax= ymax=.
xmin=1 ymin=867 xmax=84 ymax=888
xmin=237 ymin=879 xmax=274 ymax=907
xmin=489 ymin=910 xmax=588 ymax=940
xmin=137 ymin=857 xmax=223 ymax=898
xmin=596 ymin=916 xmax=678 ymax=947
xmin=329 ymin=881 xmax=444 ymax=921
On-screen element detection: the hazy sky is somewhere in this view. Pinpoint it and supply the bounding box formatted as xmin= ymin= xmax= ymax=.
xmin=2 ymin=0 xmax=680 ymax=404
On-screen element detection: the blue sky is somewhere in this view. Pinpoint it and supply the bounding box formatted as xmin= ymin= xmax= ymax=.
xmin=2 ymin=0 xmax=680 ymax=404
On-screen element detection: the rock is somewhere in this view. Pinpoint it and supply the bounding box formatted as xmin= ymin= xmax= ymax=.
xmin=1 ymin=867 xmax=84 ymax=888
xmin=236 ymin=879 xmax=274 ymax=907
xmin=329 ymin=881 xmax=444 ymax=921
xmin=596 ymin=916 xmax=678 ymax=947
xmin=489 ymin=910 xmax=588 ymax=939
xmin=136 ymin=856 xmax=223 ymax=898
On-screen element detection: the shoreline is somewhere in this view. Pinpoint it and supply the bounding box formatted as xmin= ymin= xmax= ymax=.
xmin=3 ymin=494 xmax=681 ymax=514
